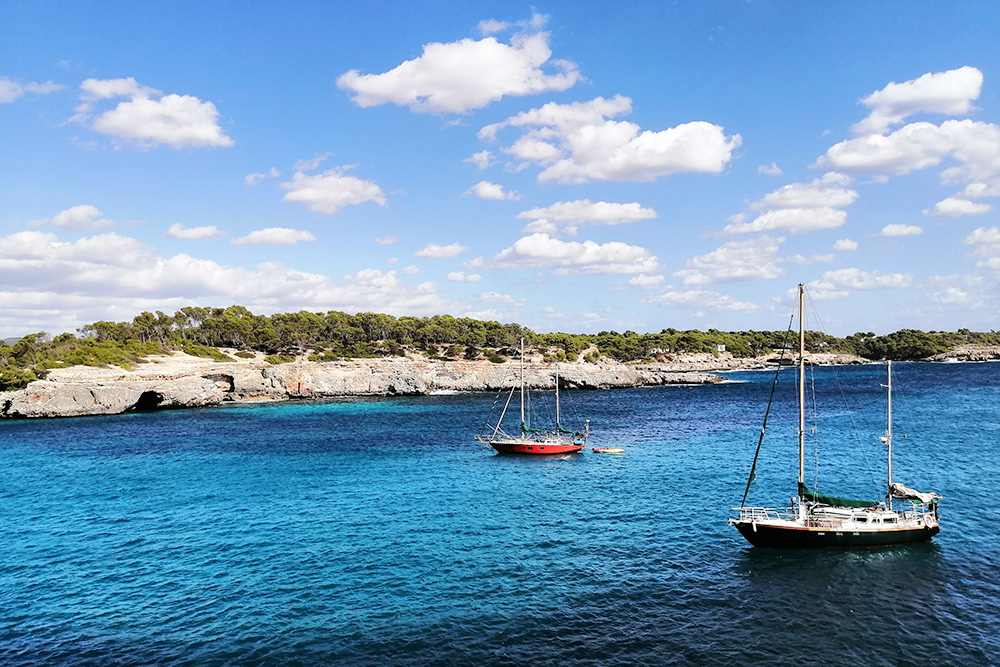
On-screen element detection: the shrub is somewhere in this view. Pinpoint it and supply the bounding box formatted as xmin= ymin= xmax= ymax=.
xmin=265 ymin=355 xmax=296 ymax=365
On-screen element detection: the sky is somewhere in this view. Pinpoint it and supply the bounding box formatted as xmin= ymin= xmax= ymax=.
xmin=3 ymin=1 xmax=1000 ymax=339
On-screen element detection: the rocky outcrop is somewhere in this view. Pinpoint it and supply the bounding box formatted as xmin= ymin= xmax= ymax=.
xmin=1 ymin=352 xmax=726 ymax=419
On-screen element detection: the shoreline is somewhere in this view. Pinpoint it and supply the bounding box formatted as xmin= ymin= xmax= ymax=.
xmin=2 ymin=346 xmax=993 ymax=419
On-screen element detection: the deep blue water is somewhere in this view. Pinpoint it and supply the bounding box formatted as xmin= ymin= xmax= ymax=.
xmin=1 ymin=362 xmax=998 ymax=666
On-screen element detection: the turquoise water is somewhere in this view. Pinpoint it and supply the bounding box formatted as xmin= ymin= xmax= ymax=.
xmin=1 ymin=363 xmax=998 ymax=666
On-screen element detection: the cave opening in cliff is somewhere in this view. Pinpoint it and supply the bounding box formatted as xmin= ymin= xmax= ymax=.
xmin=130 ymin=391 xmax=165 ymax=412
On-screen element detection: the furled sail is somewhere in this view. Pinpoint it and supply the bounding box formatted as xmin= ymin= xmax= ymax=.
xmin=798 ymin=482 xmax=879 ymax=508
xmin=889 ymin=482 xmax=942 ymax=504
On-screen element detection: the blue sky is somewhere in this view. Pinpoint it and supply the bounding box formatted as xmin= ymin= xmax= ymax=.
xmin=3 ymin=1 xmax=1000 ymax=338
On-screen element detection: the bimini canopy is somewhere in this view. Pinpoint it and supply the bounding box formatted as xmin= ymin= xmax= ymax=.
xmin=890 ymin=482 xmax=942 ymax=504
xmin=798 ymin=482 xmax=879 ymax=508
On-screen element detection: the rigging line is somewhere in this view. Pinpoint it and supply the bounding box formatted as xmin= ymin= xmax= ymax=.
xmin=741 ymin=308 xmax=797 ymax=507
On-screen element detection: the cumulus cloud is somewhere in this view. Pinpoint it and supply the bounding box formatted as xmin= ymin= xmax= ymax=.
xmin=963 ymin=226 xmax=1000 ymax=268
xmin=674 ymin=236 xmax=785 ymax=285
xmin=923 ymin=197 xmax=993 ymax=217
xmin=0 ymin=76 xmax=65 ymax=104
xmin=808 ymin=268 xmax=914 ymax=297
xmin=626 ymin=274 xmax=666 ymax=289
xmin=484 ymin=232 xmax=658 ymax=275
xmin=479 ymin=95 xmax=741 ymax=184
xmin=447 ymin=271 xmax=482 ymax=282
xmin=751 ymin=172 xmax=857 ymax=210
xmin=230 ymin=227 xmax=317 ymax=246
xmin=725 ymin=207 xmax=847 ymax=235
xmin=758 ymin=162 xmax=783 ymax=176
xmin=833 ymin=238 xmax=859 ymax=251
xmin=337 ymin=19 xmax=581 ymax=114
xmin=244 ymin=167 xmax=280 ymax=186
xmin=464 ymin=180 xmax=521 ymax=200
xmin=414 ymin=242 xmax=468 ymax=258
xmin=69 ymin=77 xmax=232 ymax=149
xmin=517 ymin=199 xmax=656 ymax=235
xmin=166 ymin=223 xmax=222 ymax=240
xmin=281 ymin=166 xmax=386 ymax=215
xmin=477 ymin=291 xmax=527 ymax=307
xmin=374 ymin=236 xmax=398 ymax=245
xmin=878 ymin=223 xmax=923 ymax=237
xmin=0 ymin=231 xmax=455 ymax=328
xmin=45 ymin=205 xmax=115 ymax=231
xmin=642 ymin=289 xmax=757 ymax=312
xmin=852 ymin=66 xmax=983 ymax=136
xmin=464 ymin=150 xmax=494 ymax=169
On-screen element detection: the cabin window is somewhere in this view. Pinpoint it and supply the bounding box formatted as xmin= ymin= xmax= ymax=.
xmin=884 ymin=517 xmax=896 ymax=524
xmin=855 ymin=516 xmax=867 ymax=523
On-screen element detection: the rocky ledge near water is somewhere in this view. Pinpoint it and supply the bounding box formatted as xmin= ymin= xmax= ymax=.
xmin=1 ymin=351 xmax=739 ymax=419
xmin=0 ymin=348 xmax=879 ymax=419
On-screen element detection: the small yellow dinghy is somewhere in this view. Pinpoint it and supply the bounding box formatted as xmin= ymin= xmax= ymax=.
xmin=593 ymin=447 xmax=624 ymax=454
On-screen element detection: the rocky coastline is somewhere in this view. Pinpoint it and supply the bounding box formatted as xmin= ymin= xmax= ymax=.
xmin=1 ymin=349 xmax=871 ymax=419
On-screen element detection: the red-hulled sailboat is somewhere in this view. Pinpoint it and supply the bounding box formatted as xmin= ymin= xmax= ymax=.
xmin=476 ymin=339 xmax=589 ymax=455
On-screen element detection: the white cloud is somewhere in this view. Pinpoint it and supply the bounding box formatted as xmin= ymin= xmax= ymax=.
xmin=923 ymin=197 xmax=993 ymax=217
xmin=486 ymin=232 xmax=658 ymax=275
xmin=751 ymin=172 xmax=856 ymax=210
xmin=724 ymin=207 xmax=847 ymax=235
xmin=281 ymin=166 xmax=386 ymax=215
xmin=375 ymin=236 xmax=398 ymax=245
xmin=464 ymin=150 xmax=494 ymax=169
xmin=166 ymin=223 xmax=222 ymax=239
xmin=415 ymin=242 xmax=468 ymax=258
xmin=70 ymin=77 xmax=232 ymax=149
xmin=674 ymin=236 xmax=785 ymax=285
xmin=0 ymin=76 xmax=65 ymax=104
xmin=963 ymin=226 xmax=1000 ymax=268
xmin=928 ymin=286 xmax=970 ymax=304
xmin=626 ymin=274 xmax=665 ymax=289
xmin=833 ymin=238 xmax=859 ymax=251
xmin=464 ymin=180 xmax=521 ymax=200
xmin=403 ymin=265 xmax=420 ymax=275
xmin=480 ymin=95 xmax=741 ymax=184
xmin=852 ymin=66 xmax=983 ymax=136
xmin=230 ymin=227 xmax=316 ymax=246
xmin=517 ymin=199 xmax=656 ymax=235
xmin=337 ymin=24 xmax=581 ymax=114
xmin=878 ymin=223 xmax=923 ymax=237
xmin=817 ymin=120 xmax=1000 ymax=191
xmin=447 ymin=271 xmax=482 ymax=282
xmin=809 ymin=268 xmax=914 ymax=296
xmin=758 ymin=162 xmax=783 ymax=176
xmin=244 ymin=167 xmax=280 ymax=186
xmin=48 ymin=205 xmax=114 ymax=231
xmin=477 ymin=291 xmax=526 ymax=306
xmin=642 ymin=289 xmax=757 ymax=312
xmin=0 ymin=231 xmax=455 ymax=325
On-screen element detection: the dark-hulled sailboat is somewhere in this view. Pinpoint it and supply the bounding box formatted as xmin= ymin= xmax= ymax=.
xmin=730 ymin=284 xmax=941 ymax=548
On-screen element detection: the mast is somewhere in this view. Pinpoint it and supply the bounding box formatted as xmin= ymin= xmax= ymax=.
xmin=885 ymin=360 xmax=893 ymax=499
xmin=555 ymin=365 xmax=561 ymax=429
xmin=798 ymin=283 xmax=806 ymax=488
xmin=519 ymin=337 xmax=526 ymax=432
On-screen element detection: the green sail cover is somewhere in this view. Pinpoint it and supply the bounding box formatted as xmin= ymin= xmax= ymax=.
xmin=798 ymin=482 xmax=879 ymax=508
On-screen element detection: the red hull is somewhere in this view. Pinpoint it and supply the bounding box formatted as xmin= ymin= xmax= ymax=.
xmin=490 ymin=442 xmax=584 ymax=455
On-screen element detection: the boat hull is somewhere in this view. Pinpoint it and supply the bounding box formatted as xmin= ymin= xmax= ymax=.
xmin=733 ymin=521 xmax=939 ymax=548
xmin=490 ymin=441 xmax=584 ymax=455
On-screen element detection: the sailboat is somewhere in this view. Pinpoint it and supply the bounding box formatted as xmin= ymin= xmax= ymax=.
xmin=730 ymin=284 xmax=941 ymax=548
xmin=476 ymin=339 xmax=589 ymax=455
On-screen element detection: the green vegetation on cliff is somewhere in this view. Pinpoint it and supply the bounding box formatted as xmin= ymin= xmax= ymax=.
xmin=2 ymin=306 xmax=999 ymax=391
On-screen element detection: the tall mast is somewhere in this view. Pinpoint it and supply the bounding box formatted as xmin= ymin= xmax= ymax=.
xmin=798 ymin=283 xmax=806 ymax=487
xmin=520 ymin=337 xmax=526 ymax=432
xmin=885 ymin=360 xmax=893 ymax=496
xmin=555 ymin=365 xmax=561 ymax=429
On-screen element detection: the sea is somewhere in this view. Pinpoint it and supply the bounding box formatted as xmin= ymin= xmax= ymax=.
xmin=1 ymin=361 xmax=998 ymax=666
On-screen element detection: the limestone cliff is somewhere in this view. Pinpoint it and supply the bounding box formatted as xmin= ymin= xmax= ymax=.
xmin=1 ymin=352 xmax=735 ymax=419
